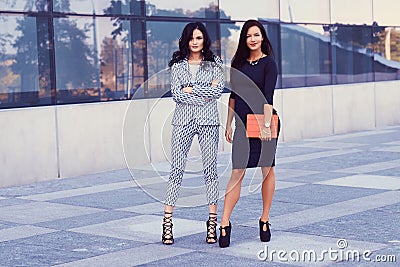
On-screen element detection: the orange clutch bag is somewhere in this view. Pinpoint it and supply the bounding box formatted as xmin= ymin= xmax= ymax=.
xmin=246 ymin=114 xmax=279 ymax=138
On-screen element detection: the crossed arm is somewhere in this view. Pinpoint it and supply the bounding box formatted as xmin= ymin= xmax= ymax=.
xmin=190 ymin=63 xmax=225 ymax=99
xmin=170 ymin=64 xmax=207 ymax=106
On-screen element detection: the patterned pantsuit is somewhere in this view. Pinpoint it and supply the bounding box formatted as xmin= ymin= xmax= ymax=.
xmin=165 ymin=119 xmax=219 ymax=206
xmin=165 ymin=55 xmax=224 ymax=207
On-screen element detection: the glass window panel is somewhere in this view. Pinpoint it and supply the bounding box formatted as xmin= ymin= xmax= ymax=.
xmin=331 ymin=0 xmax=373 ymax=25
xmin=54 ymin=0 xmax=143 ymax=15
xmin=54 ymin=16 xmax=145 ymax=103
xmin=98 ymin=18 xmax=145 ymax=101
xmin=0 ymin=15 xmax=50 ymax=109
xmin=373 ymin=0 xmax=400 ymax=26
xmin=281 ymin=24 xmax=331 ymax=88
xmin=372 ymin=26 xmax=400 ymax=81
xmin=220 ymin=21 xmax=241 ymax=93
xmin=331 ymin=24 xmax=374 ymax=84
xmin=146 ymin=21 xmax=187 ymax=76
xmin=146 ymin=21 xmax=184 ymax=98
xmin=265 ymin=23 xmax=282 ymax=88
xmin=54 ymin=16 xmax=101 ymax=104
xmin=280 ymin=0 xmax=330 ymax=24
xmin=0 ymin=0 xmax=47 ymax=12
xmin=220 ymin=22 xmax=242 ymax=66
xmin=146 ymin=0 xmax=218 ymax=18
xmin=219 ymin=0 xmax=279 ymax=21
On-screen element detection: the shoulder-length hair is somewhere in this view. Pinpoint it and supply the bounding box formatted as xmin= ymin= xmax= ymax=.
xmin=231 ymin=20 xmax=274 ymax=69
xmin=168 ymin=22 xmax=215 ymax=67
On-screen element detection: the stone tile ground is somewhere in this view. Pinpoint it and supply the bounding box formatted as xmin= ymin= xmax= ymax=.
xmin=0 ymin=126 xmax=399 ymax=266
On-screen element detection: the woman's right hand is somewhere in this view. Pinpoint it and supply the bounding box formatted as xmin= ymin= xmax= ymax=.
xmin=225 ymin=125 xmax=233 ymax=143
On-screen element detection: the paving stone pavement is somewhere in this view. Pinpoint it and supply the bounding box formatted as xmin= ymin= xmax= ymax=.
xmin=1 ymin=126 xmax=399 ymax=266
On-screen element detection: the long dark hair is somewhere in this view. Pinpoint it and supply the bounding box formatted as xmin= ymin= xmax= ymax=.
xmin=231 ymin=20 xmax=274 ymax=69
xmin=168 ymin=22 xmax=215 ymax=67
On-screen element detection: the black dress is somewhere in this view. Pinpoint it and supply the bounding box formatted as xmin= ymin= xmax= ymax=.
xmin=230 ymin=56 xmax=280 ymax=169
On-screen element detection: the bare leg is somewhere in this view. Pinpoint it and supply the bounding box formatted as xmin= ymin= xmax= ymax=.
xmin=164 ymin=205 xmax=174 ymax=214
xmin=208 ymin=204 xmax=217 ymax=214
xmin=260 ymin=167 xmax=275 ymax=230
xmin=220 ymin=169 xmax=246 ymax=228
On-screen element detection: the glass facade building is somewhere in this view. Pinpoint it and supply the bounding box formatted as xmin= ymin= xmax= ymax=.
xmin=0 ymin=0 xmax=399 ymax=109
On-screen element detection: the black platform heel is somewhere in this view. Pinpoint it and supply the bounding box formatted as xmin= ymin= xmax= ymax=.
xmin=259 ymin=219 xmax=271 ymax=242
xmin=206 ymin=213 xmax=218 ymax=244
xmin=219 ymin=222 xmax=231 ymax=248
xmin=162 ymin=211 xmax=174 ymax=245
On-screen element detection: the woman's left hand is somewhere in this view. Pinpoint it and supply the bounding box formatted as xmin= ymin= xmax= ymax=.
xmin=182 ymin=86 xmax=193 ymax=94
xmin=211 ymin=79 xmax=219 ymax=87
xmin=260 ymin=126 xmax=272 ymax=141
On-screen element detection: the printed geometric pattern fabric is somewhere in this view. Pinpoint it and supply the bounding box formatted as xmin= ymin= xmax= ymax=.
xmin=165 ymin=120 xmax=219 ymax=206
xmin=170 ymin=55 xmax=225 ymax=126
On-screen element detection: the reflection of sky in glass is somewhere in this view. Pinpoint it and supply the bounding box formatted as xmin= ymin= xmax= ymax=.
xmin=220 ymin=22 xmax=243 ymax=64
xmin=0 ymin=1 xmax=37 ymax=11
xmin=0 ymin=16 xmax=21 ymax=54
xmin=300 ymin=24 xmax=327 ymax=35
xmin=72 ymin=17 xmax=127 ymax=54
xmin=67 ymin=0 xmax=118 ymax=13
xmin=147 ymin=0 xmax=215 ymax=11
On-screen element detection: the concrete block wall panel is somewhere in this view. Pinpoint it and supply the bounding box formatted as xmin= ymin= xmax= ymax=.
xmin=281 ymin=85 xmax=334 ymax=141
xmin=57 ymin=101 xmax=130 ymax=178
xmin=147 ymin=98 xmax=175 ymax=163
xmin=122 ymin=99 xmax=151 ymax=171
xmin=333 ymin=82 xmax=375 ymax=134
xmin=374 ymin=81 xmax=400 ymax=127
xmin=0 ymin=106 xmax=58 ymax=187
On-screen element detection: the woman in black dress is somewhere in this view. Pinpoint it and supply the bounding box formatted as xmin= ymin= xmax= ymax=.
xmin=219 ymin=20 xmax=279 ymax=248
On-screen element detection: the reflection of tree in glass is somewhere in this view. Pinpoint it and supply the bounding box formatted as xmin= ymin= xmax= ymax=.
xmin=11 ymin=15 xmax=41 ymax=99
xmin=368 ymin=23 xmax=400 ymax=62
xmin=53 ymin=0 xmax=97 ymax=91
xmin=103 ymin=0 xmax=144 ymax=100
xmin=2 ymin=0 xmax=17 ymax=8
xmin=53 ymin=17 xmax=97 ymax=90
xmin=100 ymin=37 xmax=126 ymax=99
xmin=2 ymin=0 xmax=47 ymax=10
xmin=0 ymin=21 xmax=18 ymax=99
xmin=332 ymin=23 xmax=385 ymax=48
xmin=12 ymin=0 xmax=97 ymax=98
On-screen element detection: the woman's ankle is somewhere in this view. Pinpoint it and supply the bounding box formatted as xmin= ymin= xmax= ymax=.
xmin=220 ymin=219 xmax=230 ymax=227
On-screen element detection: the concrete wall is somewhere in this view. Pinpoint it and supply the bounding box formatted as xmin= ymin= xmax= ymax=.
xmin=1 ymin=80 xmax=399 ymax=187
xmin=0 ymin=106 xmax=58 ymax=186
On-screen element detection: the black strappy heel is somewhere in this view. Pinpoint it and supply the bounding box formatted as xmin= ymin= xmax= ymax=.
xmin=206 ymin=213 xmax=218 ymax=244
xmin=218 ymin=221 xmax=231 ymax=248
xmin=162 ymin=211 xmax=174 ymax=245
xmin=259 ymin=219 xmax=271 ymax=242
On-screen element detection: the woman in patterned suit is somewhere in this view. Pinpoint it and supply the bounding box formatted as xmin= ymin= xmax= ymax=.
xmin=162 ymin=22 xmax=225 ymax=245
